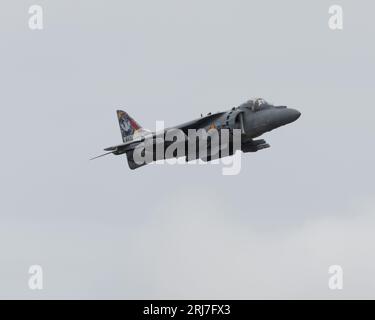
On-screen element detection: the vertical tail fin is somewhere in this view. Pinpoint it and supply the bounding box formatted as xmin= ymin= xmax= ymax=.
xmin=117 ymin=110 xmax=142 ymax=142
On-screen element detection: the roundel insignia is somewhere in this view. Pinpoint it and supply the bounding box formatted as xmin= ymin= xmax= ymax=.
xmin=208 ymin=123 xmax=216 ymax=130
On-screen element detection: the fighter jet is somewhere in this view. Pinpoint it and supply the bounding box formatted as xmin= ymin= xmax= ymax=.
xmin=91 ymin=98 xmax=301 ymax=169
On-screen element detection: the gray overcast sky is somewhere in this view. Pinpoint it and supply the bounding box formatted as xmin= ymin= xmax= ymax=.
xmin=0 ymin=0 xmax=375 ymax=299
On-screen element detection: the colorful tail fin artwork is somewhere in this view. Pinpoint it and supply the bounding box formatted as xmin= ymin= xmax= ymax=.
xmin=116 ymin=110 xmax=142 ymax=142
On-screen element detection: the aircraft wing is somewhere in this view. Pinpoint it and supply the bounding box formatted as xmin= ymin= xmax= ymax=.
xmin=172 ymin=111 xmax=226 ymax=135
xmin=111 ymin=111 xmax=225 ymax=151
xmin=90 ymin=137 xmax=146 ymax=160
xmin=91 ymin=111 xmax=226 ymax=160
xmin=103 ymin=137 xmax=146 ymax=152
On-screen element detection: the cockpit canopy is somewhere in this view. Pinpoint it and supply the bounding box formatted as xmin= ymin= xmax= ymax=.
xmin=239 ymin=98 xmax=271 ymax=111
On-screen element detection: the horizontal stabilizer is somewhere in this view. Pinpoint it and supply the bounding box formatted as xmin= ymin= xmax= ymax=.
xmin=90 ymin=151 xmax=114 ymax=160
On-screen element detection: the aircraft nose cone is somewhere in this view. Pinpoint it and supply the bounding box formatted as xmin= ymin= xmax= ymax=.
xmin=274 ymin=108 xmax=301 ymax=128
xmin=287 ymin=108 xmax=301 ymax=123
